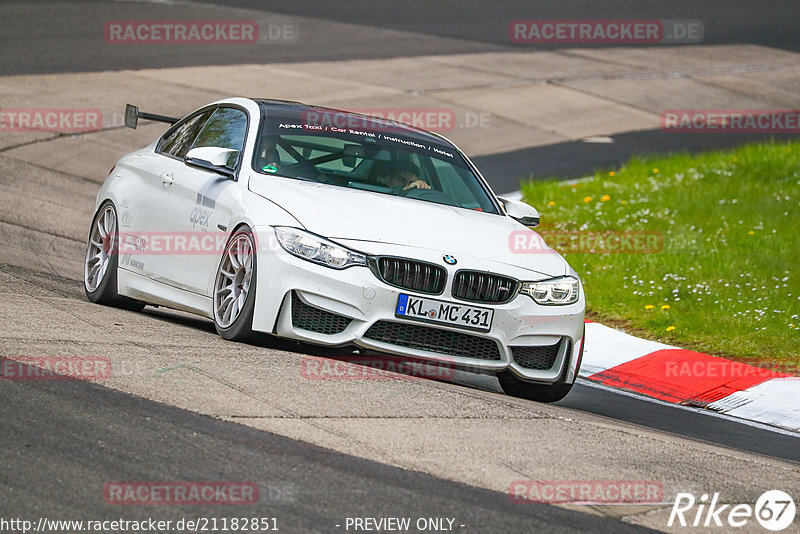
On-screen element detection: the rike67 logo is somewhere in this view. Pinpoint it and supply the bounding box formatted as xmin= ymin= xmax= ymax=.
xmin=669 ymin=490 xmax=795 ymax=531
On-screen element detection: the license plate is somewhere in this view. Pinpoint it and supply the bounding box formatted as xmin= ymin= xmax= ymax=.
xmin=395 ymin=294 xmax=493 ymax=332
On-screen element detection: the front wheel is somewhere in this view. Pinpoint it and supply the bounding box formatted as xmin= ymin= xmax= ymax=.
xmin=213 ymin=227 xmax=257 ymax=342
xmin=84 ymin=201 xmax=144 ymax=311
xmin=499 ymin=330 xmax=584 ymax=403
xmin=497 ymin=372 xmax=574 ymax=403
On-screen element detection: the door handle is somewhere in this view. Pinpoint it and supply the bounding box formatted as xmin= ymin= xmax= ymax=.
xmin=160 ymin=172 xmax=174 ymax=187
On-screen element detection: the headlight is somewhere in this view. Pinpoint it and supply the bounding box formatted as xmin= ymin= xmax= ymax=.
xmin=274 ymin=227 xmax=367 ymax=269
xmin=519 ymin=276 xmax=580 ymax=305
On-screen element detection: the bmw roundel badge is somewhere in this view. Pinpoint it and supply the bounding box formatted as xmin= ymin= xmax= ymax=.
xmin=443 ymin=255 xmax=457 ymax=265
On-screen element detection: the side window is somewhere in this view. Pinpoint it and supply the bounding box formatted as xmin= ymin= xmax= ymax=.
xmin=158 ymin=110 xmax=213 ymax=159
xmin=190 ymin=107 xmax=248 ymax=167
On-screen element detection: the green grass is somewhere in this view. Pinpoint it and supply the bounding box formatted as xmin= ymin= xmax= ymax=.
xmin=521 ymin=140 xmax=800 ymax=363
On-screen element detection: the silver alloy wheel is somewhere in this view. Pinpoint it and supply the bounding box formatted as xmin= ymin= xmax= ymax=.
xmin=84 ymin=205 xmax=116 ymax=292
xmin=214 ymin=233 xmax=254 ymax=328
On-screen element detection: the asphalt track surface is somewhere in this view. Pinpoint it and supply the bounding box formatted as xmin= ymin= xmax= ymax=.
xmin=218 ymin=0 xmax=800 ymax=52
xmin=559 ymin=381 xmax=800 ymax=464
xmin=1 ymin=1 xmax=799 ymax=532
xmin=1 ymin=366 xmax=654 ymax=533
xmin=3 ymin=0 xmax=799 ymax=75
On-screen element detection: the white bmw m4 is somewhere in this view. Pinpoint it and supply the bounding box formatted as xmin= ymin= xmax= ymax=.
xmin=84 ymin=98 xmax=585 ymax=402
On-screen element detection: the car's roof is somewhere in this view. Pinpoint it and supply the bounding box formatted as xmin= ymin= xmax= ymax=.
xmin=252 ymin=98 xmax=454 ymax=148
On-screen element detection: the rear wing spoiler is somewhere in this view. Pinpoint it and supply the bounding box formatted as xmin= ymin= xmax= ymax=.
xmin=124 ymin=104 xmax=180 ymax=129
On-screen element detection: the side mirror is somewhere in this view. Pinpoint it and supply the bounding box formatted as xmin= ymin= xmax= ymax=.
xmin=184 ymin=147 xmax=239 ymax=177
xmin=499 ymin=197 xmax=540 ymax=227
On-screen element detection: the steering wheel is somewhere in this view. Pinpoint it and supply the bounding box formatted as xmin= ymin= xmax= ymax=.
xmin=400 ymin=187 xmax=459 ymax=206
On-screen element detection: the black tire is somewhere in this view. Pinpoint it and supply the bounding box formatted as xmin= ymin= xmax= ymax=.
xmin=212 ymin=226 xmax=257 ymax=342
xmin=499 ymin=330 xmax=584 ymax=403
xmin=83 ymin=201 xmax=145 ymax=311
xmin=498 ymin=372 xmax=574 ymax=403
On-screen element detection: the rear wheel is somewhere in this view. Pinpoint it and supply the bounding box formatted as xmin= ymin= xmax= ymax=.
xmin=213 ymin=227 xmax=257 ymax=341
xmin=83 ymin=201 xmax=145 ymax=311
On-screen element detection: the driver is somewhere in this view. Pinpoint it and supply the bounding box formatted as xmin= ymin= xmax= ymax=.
xmin=376 ymin=161 xmax=431 ymax=191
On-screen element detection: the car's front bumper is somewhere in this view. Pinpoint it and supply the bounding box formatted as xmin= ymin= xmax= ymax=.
xmin=251 ymin=229 xmax=585 ymax=384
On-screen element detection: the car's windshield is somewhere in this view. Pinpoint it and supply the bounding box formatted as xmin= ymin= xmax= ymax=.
xmin=252 ymin=110 xmax=499 ymax=214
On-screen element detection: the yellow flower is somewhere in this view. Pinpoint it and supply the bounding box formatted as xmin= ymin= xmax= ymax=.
xmin=748 ymin=230 xmax=755 ymax=235
xmin=608 ymin=171 xmax=615 ymax=176
xmin=600 ymin=195 xmax=610 ymax=202
xmin=666 ymin=326 xmax=676 ymax=332
xmin=583 ymin=196 xmax=592 ymax=203
xmin=620 ymin=200 xmax=628 ymax=205
xmin=652 ymin=168 xmax=659 ymax=174
xmin=661 ymin=304 xmax=670 ymax=310
xmin=644 ymin=304 xmax=655 ymax=310
xmin=548 ymin=201 xmax=555 ymax=206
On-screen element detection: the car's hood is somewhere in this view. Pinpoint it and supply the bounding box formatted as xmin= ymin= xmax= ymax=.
xmin=249 ymin=174 xmax=567 ymax=277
